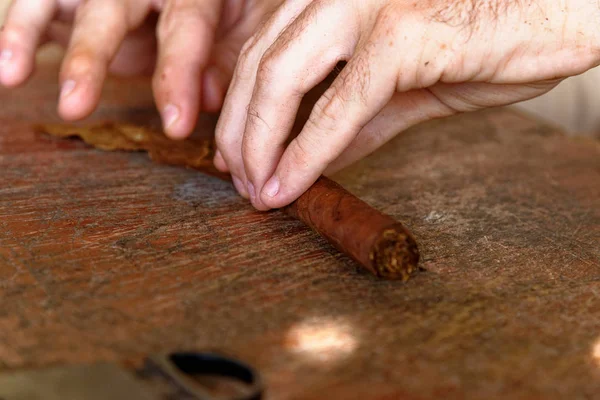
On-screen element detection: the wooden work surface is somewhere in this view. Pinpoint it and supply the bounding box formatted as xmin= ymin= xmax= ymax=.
xmin=1 ymin=60 xmax=600 ymax=400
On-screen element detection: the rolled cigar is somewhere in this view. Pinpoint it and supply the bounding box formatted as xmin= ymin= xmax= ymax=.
xmin=202 ymin=172 xmax=420 ymax=280
xmin=39 ymin=123 xmax=420 ymax=280
xmin=284 ymin=177 xmax=419 ymax=280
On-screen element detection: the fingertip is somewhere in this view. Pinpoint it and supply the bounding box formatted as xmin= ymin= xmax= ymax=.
xmin=260 ymin=190 xmax=284 ymax=210
xmin=162 ymin=103 xmax=199 ymax=140
xmin=257 ymin=175 xmax=281 ymax=210
xmin=0 ymin=49 xmax=31 ymax=87
xmin=161 ymin=103 xmax=183 ymax=138
xmin=252 ymin=203 xmax=272 ymax=211
xmin=261 ymin=175 xmax=280 ymax=200
xmin=165 ymin=128 xmax=191 ymax=140
xmin=244 ymin=179 xmax=270 ymax=210
xmin=260 ymin=173 xmax=312 ymax=210
xmin=58 ymin=53 xmax=107 ymax=120
xmin=57 ymin=80 xmax=95 ymax=120
xmin=260 ymin=193 xmax=286 ymax=210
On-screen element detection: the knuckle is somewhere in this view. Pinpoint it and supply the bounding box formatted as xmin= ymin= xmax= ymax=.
xmin=243 ymin=108 xmax=272 ymax=151
xmin=255 ymin=50 xmax=287 ymax=90
xmin=235 ymin=40 xmax=255 ymax=73
xmin=371 ymin=4 xmax=417 ymax=50
xmin=214 ymin=128 xmax=233 ymax=152
xmin=260 ymin=47 xmax=285 ymax=71
xmin=309 ymin=89 xmax=343 ymax=130
xmin=239 ymin=36 xmax=256 ymax=57
xmin=0 ymin=24 xmax=26 ymax=45
xmin=288 ymin=136 xmax=317 ymax=169
xmin=256 ymin=55 xmax=276 ymax=83
xmin=64 ymin=50 xmax=96 ymax=75
xmin=375 ymin=3 xmax=404 ymax=28
xmin=342 ymin=59 xmax=371 ymax=104
xmin=231 ymin=38 xmax=262 ymax=84
xmin=157 ymin=0 xmax=215 ymax=40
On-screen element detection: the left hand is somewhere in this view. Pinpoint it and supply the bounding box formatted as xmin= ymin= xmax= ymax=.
xmin=214 ymin=0 xmax=600 ymax=210
xmin=0 ymin=0 xmax=280 ymax=138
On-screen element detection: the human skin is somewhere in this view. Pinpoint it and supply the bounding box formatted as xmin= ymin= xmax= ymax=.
xmin=213 ymin=0 xmax=600 ymax=210
xmin=0 ymin=0 xmax=281 ymax=138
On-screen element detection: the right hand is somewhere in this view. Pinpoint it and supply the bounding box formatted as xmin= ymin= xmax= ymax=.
xmin=213 ymin=0 xmax=600 ymax=209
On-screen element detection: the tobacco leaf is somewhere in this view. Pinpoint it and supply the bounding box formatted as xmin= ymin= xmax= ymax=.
xmin=37 ymin=122 xmax=216 ymax=171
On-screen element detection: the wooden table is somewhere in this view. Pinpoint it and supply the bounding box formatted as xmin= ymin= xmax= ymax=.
xmin=1 ymin=60 xmax=599 ymax=400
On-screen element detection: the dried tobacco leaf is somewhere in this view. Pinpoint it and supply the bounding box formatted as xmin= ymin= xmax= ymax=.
xmin=37 ymin=122 xmax=216 ymax=171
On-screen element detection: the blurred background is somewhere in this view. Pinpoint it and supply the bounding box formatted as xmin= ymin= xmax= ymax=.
xmin=1 ymin=1 xmax=599 ymax=138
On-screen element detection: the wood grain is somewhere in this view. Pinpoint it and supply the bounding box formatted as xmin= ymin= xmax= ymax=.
xmin=36 ymin=122 xmax=420 ymax=280
xmin=0 ymin=61 xmax=599 ymax=400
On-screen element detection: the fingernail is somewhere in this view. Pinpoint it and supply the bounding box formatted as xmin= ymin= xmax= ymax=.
xmin=0 ymin=49 xmax=12 ymax=65
xmin=60 ymin=80 xmax=76 ymax=100
xmin=262 ymin=176 xmax=280 ymax=198
xmin=162 ymin=104 xmax=179 ymax=130
xmin=247 ymin=181 xmax=256 ymax=201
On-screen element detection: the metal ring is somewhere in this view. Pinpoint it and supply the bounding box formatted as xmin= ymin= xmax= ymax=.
xmin=147 ymin=351 xmax=263 ymax=400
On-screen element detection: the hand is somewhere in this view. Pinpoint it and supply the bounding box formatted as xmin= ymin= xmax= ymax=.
xmin=214 ymin=0 xmax=600 ymax=210
xmin=0 ymin=0 xmax=279 ymax=138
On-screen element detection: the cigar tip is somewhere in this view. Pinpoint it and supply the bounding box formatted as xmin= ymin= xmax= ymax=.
xmin=370 ymin=227 xmax=420 ymax=281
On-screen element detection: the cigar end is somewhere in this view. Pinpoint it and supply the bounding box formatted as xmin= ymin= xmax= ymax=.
xmin=370 ymin=227 xmax=420 ymax=281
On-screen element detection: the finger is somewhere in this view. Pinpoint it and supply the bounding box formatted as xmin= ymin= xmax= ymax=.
xmin=58 ymin=0 xmax=152 ymax=120
xmin=214 ymin=0 xmax=312 ymax=196
xmin=213 ymin=149 xmax=228 ymax=170
xmin=214 ymin=149 xmax=248 ymax=198
xmin=325 ymin=79 xmax=559 ymax=174
xmin=324 ymin=89 xmax=455 ymax=174
xmin=0 ymin=0 xmax=57 ymax=87
xmin=258 ymin=35 xmax=398 ymax=209
xmin=240 ymin=2 xmax=359 ymax=209
xmin=152 ymin=0 xmax=222 ymax=140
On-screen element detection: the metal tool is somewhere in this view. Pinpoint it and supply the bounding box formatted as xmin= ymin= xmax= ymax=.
xmin=0 ymin=351 xmax=263 ymax=400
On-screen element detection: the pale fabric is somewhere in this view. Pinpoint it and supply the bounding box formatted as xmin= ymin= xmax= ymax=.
xmin=513 ymin=69 xmax=600 ymax=137
xmin=0 ymin=1 xmax=598 ymax=137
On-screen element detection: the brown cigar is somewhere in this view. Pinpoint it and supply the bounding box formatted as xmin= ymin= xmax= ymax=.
xmin=38 ymin=123 xmax=420 ymax=281
xmin=283 ymin=177 xmax=419 ymax=280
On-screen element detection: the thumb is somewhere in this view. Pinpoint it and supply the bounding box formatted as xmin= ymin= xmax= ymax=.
xmin=325 ymin=81 xmax=558 ymax=174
